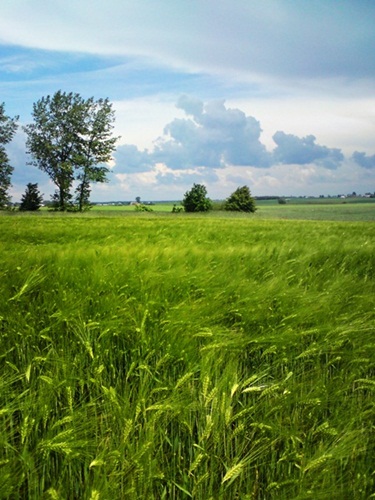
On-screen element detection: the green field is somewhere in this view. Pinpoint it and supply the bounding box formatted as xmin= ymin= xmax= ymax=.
xmin=1 ymin=212 xmax=375 ymax=498
xmin=87 ymin=199 xmax=375 ymax=222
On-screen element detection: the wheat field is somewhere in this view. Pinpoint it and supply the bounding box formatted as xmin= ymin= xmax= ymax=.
xmin=0 ymin=214 xmax=374 ymax=498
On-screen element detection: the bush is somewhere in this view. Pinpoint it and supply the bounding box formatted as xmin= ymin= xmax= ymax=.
xmin=278 ymin=197 xmax=287 ymax=205
xmin=172 ymin=204 xmax=183 ymax=213
xmin=224 ymin=186 xmax=256 ymax=212
xmin=182 ymin=183 xmax=212 ymax=212
xmin=134 ymin=204 xmax=153 ymax=212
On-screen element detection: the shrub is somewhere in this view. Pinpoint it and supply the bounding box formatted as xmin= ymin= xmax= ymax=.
xmin=172 ymin=204 xmax=183 ymax=213
xmin=182 ymin=183 xmax=212 ymax=212
xmin=224 ymin=185 xmax=256 ymax=212
xmin=135 ymin=203 xmax=153 ymax=212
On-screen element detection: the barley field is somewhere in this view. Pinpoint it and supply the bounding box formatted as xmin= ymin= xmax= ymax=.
xmin=0 ymin=213 xmax=374 ymax=498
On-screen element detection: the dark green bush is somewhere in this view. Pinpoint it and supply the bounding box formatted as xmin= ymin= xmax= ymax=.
xmin=224 ymin=185 xmax=256 ymax=212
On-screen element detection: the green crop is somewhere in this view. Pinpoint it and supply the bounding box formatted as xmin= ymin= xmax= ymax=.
xmin=0 ymin=214 xmax=374 ymax=498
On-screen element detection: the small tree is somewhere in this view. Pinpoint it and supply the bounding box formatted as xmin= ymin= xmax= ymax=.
xmin=182 ymin=183 xmax=212 ymax=212
xmin=19 ymin=183 xmax=44 ymax=211
xmin=224 ymin=185 xmax=256 ymax=212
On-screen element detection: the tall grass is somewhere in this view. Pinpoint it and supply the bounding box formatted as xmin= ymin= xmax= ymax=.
xmin=0 ymin=215 xmax=374 ymax=498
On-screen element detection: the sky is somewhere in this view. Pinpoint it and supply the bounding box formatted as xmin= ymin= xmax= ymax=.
xmin=1 ymin=0 xmax=375 ymax=202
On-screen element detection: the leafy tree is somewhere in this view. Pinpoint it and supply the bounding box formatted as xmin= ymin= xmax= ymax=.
xmin=24 ymin=91 xmax=118 ymax=211
xmin=74 ymin=97 xmax=118 ymax=211
xmin=224 ymin=185 xmax=256 ymax=212
xmin=182 ymin=183 xmax=212 ymax=212
xmin=19 ymin=182 xmax=43 ymax=211
xmin=0 ymin=103 xmax=18 ymax=208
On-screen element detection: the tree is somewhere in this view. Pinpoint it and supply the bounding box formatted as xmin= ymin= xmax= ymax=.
xmin=0 ymin=103 xmax=18 ymax=208
xmin=19 ymin=183 xmax=44 ymax=211
xmin=182 ymin=183 xmax=212 ymax=212
xmin=24 ymin=91 xmax=118 ymax=211
xmin=224 ymin=185 xmax=256 ymax=212
xmin=74 ymin=97 xmax=118 ymax=211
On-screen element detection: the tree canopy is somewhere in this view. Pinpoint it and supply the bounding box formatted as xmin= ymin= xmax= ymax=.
xmin=24 ymin=91 xmax=119 ymax=211
xmin=0 ymin=103 xmax=18 ymax=208
xmin=182 ymin=183 xmax=212 ymax=212
xmin=224 ymin=185 xmax=256 ymax=212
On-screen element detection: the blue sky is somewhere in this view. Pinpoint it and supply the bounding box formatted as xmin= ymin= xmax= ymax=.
xmin=1 ymin=0 xmax=375 ymax=201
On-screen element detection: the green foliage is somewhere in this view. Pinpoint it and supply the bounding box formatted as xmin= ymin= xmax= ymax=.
xmin=0 ymin=103 xmax=18 ymax=208
xmin=224 ymin=185 xmax=256 ymax=212
xmin=19 ymin=183 xmax=44 ymax=211
xmin=134 ymin=203 xmax=153 ymax=212
xmin=278 ymin=197 xmax=287 ymax=204
xmin=172 ymin=203 xmax=183 ymax=213
xmin=182 ymin=183 xmax=212 ymax=212
xmin=24 ymin=91 xmax=118 ymax=212
xmin=0 ymin=215 xmax=374 ymax=498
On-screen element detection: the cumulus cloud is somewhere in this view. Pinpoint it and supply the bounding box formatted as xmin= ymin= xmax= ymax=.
xmin=112 ymin=97 xmax=349 ymax=179
xmin=272 ymin=131 xmax=344 ymax=169
xmin=113 ymin=144 xmax=153 ymax=173
xmin=112 ymin=97 xmax=273 ymax=172
xmin=352 ymin=151 xmax=375 ymax=169
xmin=154 ymin=97 xmax=272 ymax=169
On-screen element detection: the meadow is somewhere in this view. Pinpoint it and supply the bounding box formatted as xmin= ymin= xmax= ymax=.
xmin=0 ymin=210 xmax=374 ymax=498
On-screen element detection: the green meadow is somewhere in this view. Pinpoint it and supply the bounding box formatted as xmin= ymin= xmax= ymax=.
xmin=0 ymin=210 xmax=374 ymax=498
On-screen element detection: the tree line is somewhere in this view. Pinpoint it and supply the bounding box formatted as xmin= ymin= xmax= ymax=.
xmin=1 ymin=91 xmax=256 ymax=213
xmin=0 ymin=91 xmax=119 ymax=211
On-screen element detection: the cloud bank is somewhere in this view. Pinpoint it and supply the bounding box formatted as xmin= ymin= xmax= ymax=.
xmin=113 ymin=96 xmax=345 ymax=173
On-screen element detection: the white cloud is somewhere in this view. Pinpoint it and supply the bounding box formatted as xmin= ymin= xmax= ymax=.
xmin=1 ymin=1 xmax=375 ymax=83
xmin=273 ymin=131 xmax=343 ymax=169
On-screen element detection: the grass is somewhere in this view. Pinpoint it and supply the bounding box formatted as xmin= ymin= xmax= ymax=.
xmin=0 ymin=213 xmax=374 ymax=498
xmin=254 ymin=202 xmax=375 ymax=221
xmin=90 ymin=203 xmax=175 ymax=213
xmin=86 ymin=198 xmax=375 ymax=221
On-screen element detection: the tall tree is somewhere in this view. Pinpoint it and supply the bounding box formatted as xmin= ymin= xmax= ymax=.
xmin=0 ymin=103 xmax=18 ymax=208
xmin=74 ymin=98 xmax=118 ymax=211
xmin=24 ymin=91 xmax=118 ymax=211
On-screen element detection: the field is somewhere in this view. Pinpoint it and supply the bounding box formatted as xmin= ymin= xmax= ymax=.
xmin=1 ymin=209 xmax=375 ymax=498
xmin=88 ymin=198 xmax=375 ymax=222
